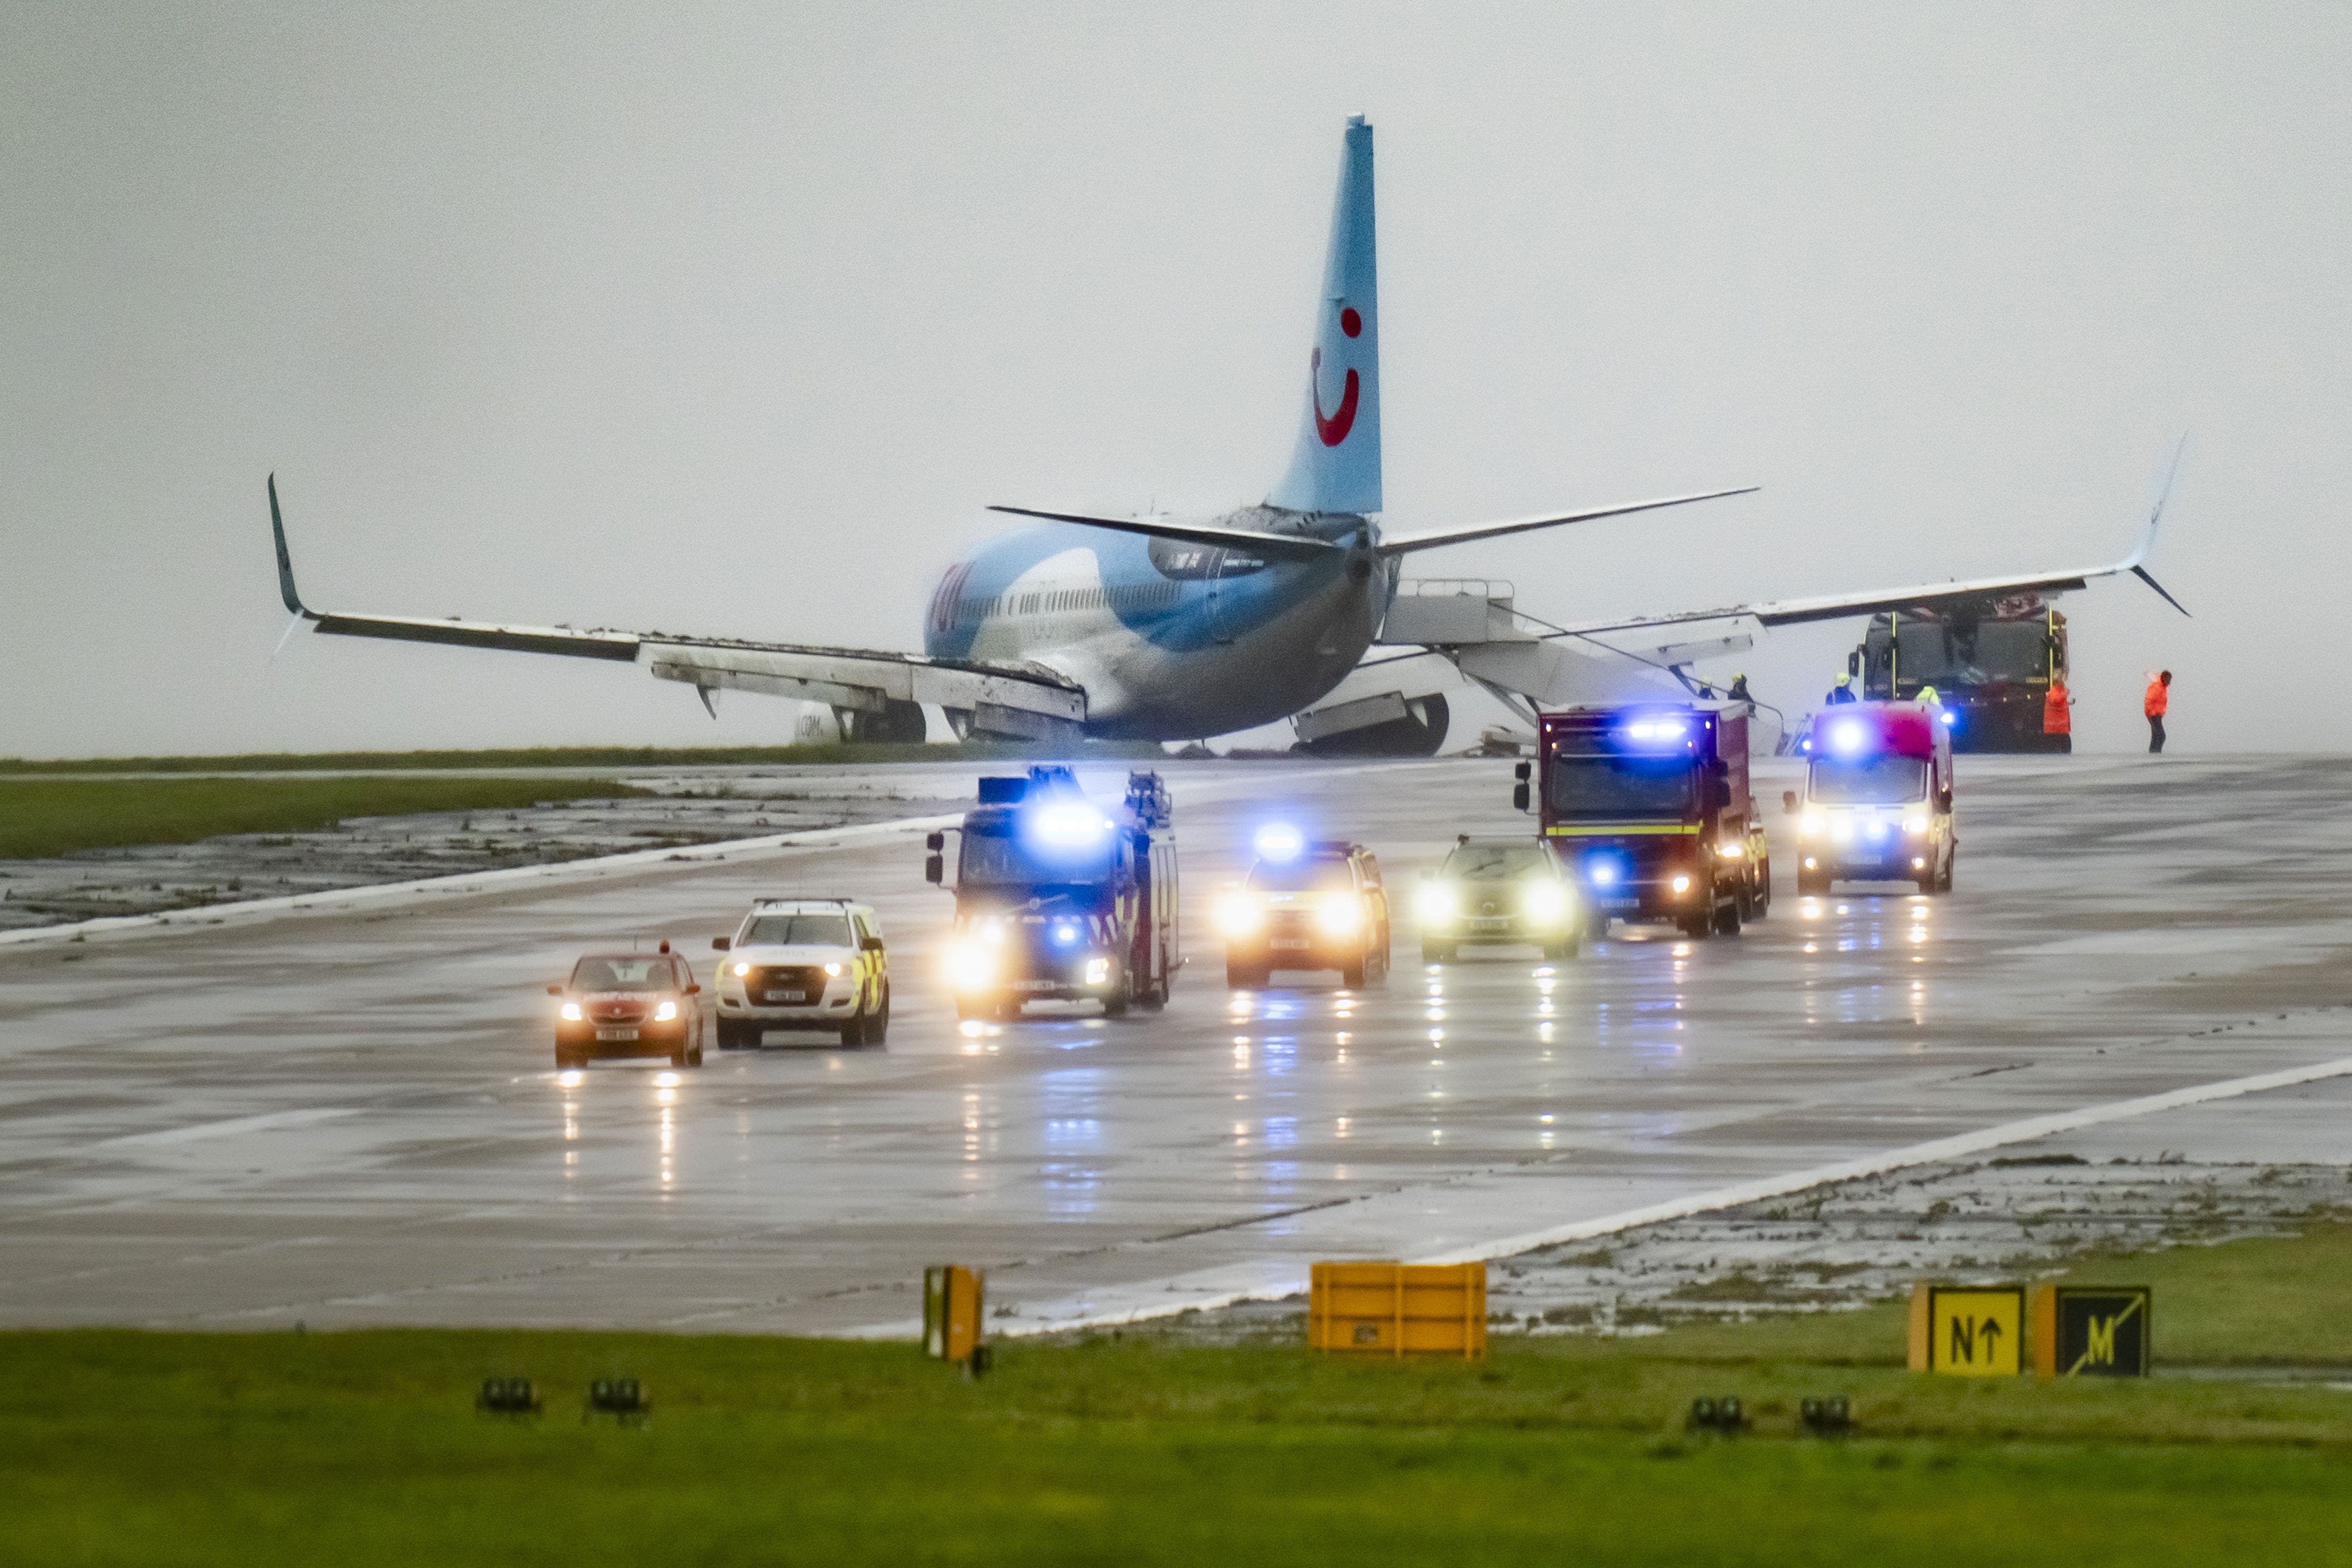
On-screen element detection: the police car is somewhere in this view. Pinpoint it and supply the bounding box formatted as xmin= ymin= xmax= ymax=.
xmin=711 ymin=897 xmax=891 ymax=1048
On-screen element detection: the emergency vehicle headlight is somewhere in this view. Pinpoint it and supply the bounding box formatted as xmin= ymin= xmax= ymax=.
xmin=1717 ymin=841 xmax=1744 ymax=859
xmin=1587 ymin=860 xmax=1621 ymax=887
xmin=1800 ymin=813 xmax=1824 ymax=838
xmin=1904 ymin=815 xmax=1929 ymax=835
xmin=1084 ymin=956 xmax=1110 ymax=986
xmin=1253 ymin=823 xmax=1305 ymax=862
xmin=1524 ymin=883 xmax=1567 ymax=924
xmin=981 ymin=918 xmax=1007 ymax=944
xmin=1052 ymin=922 xmax=1080 ymax=947
xmin=1912 ymin=857 xmax=1927 ymax=869
xmin=1214 ymin=893 xmax=1262 ymax=937
xmin=732 ymin=961 xmax=751 ymax=977
xmin=654 ymin=999 xmax=678 ymax=1022
xmin=946 ymin=940 xmax=995 ymax=990
xmin=1317 ymin=896 xmax=1364 ymax=936
xmin=1671 ymin=875 xmax=1691 ymax=895
xmin=823 ymin=962 xmax=843 ymax=977
xmin=1415 ymin=885 xmax=1458 ymax=924
xmin=560 ymin=1002 xmax=582 ymax=1021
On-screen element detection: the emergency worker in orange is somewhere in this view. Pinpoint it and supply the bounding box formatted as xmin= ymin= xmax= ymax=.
xmin=2144 ymin=669 xmax=2172 ymax=753
xmin=2043 ymin=677 xmax=2073 ymax=747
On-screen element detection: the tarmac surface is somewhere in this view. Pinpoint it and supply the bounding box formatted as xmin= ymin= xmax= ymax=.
xmin=4 ymin=752 xmax=2352 ymax=1337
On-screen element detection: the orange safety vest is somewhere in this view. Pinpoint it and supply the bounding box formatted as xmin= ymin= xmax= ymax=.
xmin=2043 ymin=684 xmax=2072 ymax=735
xmin=2144 ymin=680 xmax=2169 ymax=718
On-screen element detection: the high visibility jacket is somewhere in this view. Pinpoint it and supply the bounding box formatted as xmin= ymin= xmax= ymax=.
xmin=2144 ymin=680 xmax=2169 ymax=718
xmin=2043 ymin=685 xmax=2072 ymax=735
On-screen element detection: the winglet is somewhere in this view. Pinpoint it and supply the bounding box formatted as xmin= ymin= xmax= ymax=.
xmin=268 ymin=473 xmax=312 ymax=617
xmin=2120 ymin=435 xmax=2190 ymax=616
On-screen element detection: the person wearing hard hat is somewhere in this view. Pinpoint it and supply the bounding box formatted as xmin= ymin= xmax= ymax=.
xmin=1917 ymin=685 xmax=1940 ymax=713
xmin=2145 ymin=670 xmax=2172 ymax=753
xmin=1727 ymin=673 xmax=1752 ymax=703
xmin=1824 ymin=673 xmax=1858 ymax=705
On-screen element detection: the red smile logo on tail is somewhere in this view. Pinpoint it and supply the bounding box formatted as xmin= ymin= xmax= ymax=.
xmin=1311 ymin=346 xmax=1359 ymax=447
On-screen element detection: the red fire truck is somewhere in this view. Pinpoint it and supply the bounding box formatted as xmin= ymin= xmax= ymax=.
xmin=1513 ymin=704 xmax=1771 ymax=938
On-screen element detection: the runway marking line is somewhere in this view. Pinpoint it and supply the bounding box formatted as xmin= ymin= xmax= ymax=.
xmin=907 ymin=1051 xmax=2352 ymax=1341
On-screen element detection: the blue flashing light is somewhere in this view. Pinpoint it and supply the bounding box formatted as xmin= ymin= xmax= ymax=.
xmin=1830 ymin=721 xmax=1869 ymax=755
xmin=1030 ymin=801 xmax=1110 ymax=848
xmin=1052 ymin=922 xmax=1080 ymax=947
xmin=1585 ymin=856 xmax=1623 ymax=888
xmin=1623 ymin=719 xmax=1689 ymax=745
xmin=1254 ymin=823 xmax=1305 ymax=862
xmin=1941 ymin=707 xmax=1961 ymax=728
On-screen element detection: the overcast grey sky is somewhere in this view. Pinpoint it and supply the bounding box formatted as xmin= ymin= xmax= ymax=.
xmin=4 ymin=3 xmax=2344 ymax=758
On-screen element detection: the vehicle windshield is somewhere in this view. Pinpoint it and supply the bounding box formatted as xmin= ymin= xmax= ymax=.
xmin=1247 ymin=857 xmax=1353 ymax=892
xmin=1546 ymin=754 xmax=1694 ymax=819
xmin=570 ymin=957 xmax=675 ymax=991
xmin=959 ymin=827 xmax=1113 ymax=888
xmin=1878 ymin=620 xmax=2048 ymax=685
xmin=1808 ymin=754 xmax=1930 ymax=804
xmin=1443 ymin=844 xmax=1550 ymax=881
xmin=740 ymin=913 xmax=854 ymax=947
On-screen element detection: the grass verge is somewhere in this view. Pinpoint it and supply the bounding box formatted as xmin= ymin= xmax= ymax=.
xmin=0 ymin=740 xmax=1168 ymax=775
xmin=7 ymin=1221 xmax=2352 ymax=1564
xmin=0 ymin=777 xmax=649 ymax=860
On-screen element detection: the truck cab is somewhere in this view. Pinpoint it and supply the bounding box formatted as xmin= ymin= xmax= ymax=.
xmin=1517 ymin=703 xmax=1770 ymax=939
xmin=928 ymin=767 xmax=1177 ymax=1021
xmin=1794 ymin=701 xmax=1956 ymax=894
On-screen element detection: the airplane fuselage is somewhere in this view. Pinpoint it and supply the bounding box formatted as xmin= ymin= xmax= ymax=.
xmin=923 ymin=508 xmax=1394 ymax=739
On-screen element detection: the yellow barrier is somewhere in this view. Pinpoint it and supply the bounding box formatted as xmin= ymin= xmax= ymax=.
xmin=923 ymin=1265 xmax=984 ymax=1363
xmin=1308 ymin=1261 xmax=1486 ymax=1359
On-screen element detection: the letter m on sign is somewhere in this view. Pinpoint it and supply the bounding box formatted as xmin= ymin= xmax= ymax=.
xmin=2085 ymin=1315 xmax=2117 ymax=1365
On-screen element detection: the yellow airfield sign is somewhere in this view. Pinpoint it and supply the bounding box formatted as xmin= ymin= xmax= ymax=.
xmin=1909 ymin=1285 xmax=2024 ymax=1376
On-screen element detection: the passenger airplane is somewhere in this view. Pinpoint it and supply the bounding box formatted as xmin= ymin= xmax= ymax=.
xmin=267 ymin=116 xmax=2183 ymax=745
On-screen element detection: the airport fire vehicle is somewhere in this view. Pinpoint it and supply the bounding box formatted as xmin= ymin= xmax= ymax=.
xmin=710 ymin=898 xmax=891 ymax=1048
xmin=1214 ymin=825 xmax=1392 ymax=987
xmin=1849 ymin=598 xmax=2070 ymax=753
xmin=928 ymin=767 xmax=1178 ymax=1020
xmin=1515 ymin=704 xmax=1771 ymax=939
xmin=1793 ymin=701 xmax=1956 ymax=894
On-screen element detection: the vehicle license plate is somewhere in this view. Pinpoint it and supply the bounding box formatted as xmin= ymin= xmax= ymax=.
xmin=762 ymin=990 xmax=805 ymax=1003
xmin=596 ymin=1028 xmax=638 ymax=1042
xmin=1599 ymin=896 xmax=1637 ymax=910
xmin=1015 ymin=979 xmax=1056 ymax=991
xmin=1468 ymin=918 xmax=1511 ymax=933
xmin=1272 ymin=938 xmax=1311 ymax=950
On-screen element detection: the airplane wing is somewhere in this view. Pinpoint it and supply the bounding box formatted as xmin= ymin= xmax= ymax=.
xmin=269 ymin=478 xmax=1086 ymax=742
xmin=985 ymin=505 xmax=1341 ymax=557
xmin=1373 ymin=486 xmax=1757 ymax=556
xmin=1547 ymin=439 xmax=2191 ymax=640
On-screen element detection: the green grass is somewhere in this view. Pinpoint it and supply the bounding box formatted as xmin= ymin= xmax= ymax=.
xmin=0 ymin=777 xmax=650 ymax=860
xmin=9 ymin=1221 xmax=2352 ymax=1564
xmin=0 ymin=740 xmax=1167 ymax=775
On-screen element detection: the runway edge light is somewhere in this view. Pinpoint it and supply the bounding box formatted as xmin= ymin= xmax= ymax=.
xmin=2032 ymin=1285 xmax=2151 ymax=1378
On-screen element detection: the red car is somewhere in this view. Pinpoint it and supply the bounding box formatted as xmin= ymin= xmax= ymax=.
xmin=550 ymin=942 xmax=706 ymax=1069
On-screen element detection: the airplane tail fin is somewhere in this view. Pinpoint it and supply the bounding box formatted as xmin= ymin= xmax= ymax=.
xmin=1267 ymin=116 xmax=1381 ymax=516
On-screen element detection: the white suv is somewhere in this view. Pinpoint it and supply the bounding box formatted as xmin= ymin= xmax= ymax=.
xmin=712 ymin=898 xmax=891 ymax=1048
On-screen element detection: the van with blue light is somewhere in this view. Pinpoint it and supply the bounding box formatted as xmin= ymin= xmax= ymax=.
xmin=926 ymin=767 xmax=1177 ymax=1020
xmin=1516 ymin=704 xmax=1770 ymax=938
xmin=1215 ymin=824 xmax=1392 ymax=988
xmin=1793 ymin=702 xmax=1955 ymax=894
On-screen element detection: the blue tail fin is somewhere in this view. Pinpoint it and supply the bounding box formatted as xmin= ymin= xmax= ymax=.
xmin=1268 ymin=116 xmax=1381 ymax=516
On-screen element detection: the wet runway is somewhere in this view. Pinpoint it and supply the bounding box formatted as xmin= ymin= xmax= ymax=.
xmin=5 ymin=753 xmax=2352 ymax=1335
